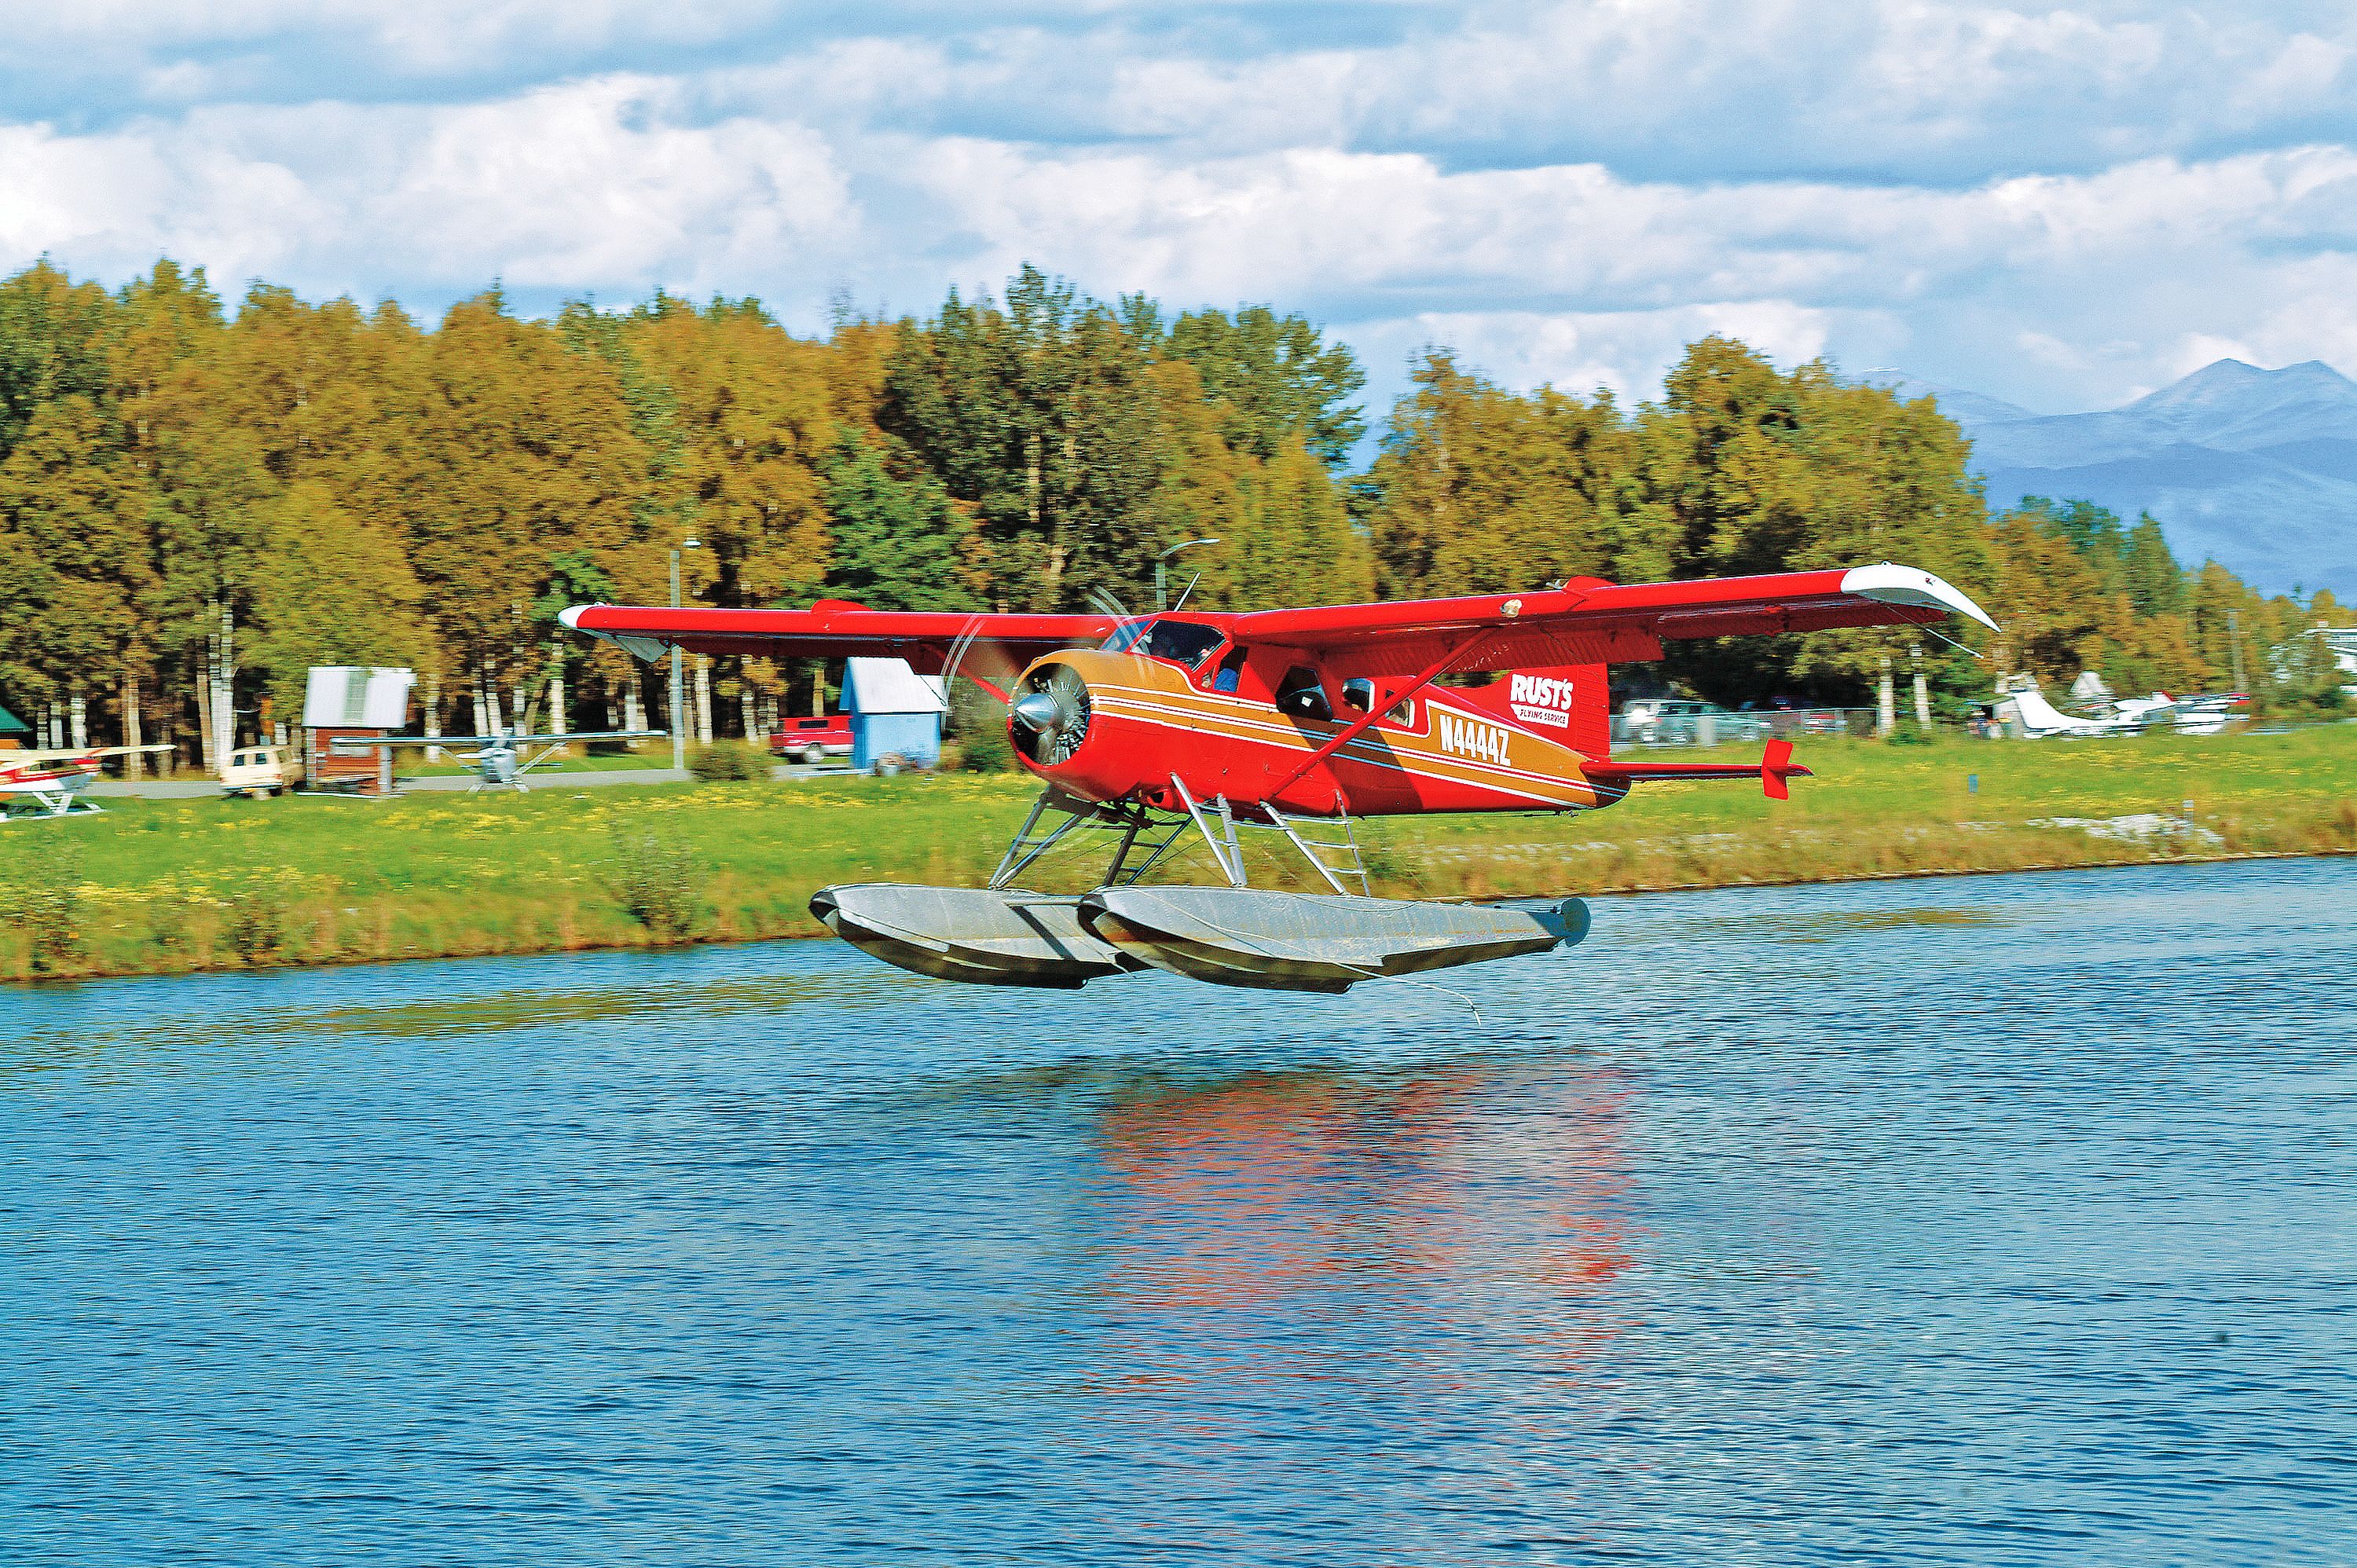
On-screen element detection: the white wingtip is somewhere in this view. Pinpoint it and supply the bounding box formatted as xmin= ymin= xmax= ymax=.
xmin=558 ymin=604 xmax=590 ymax=630
xmin=1842 ymin=563 xmax=2000 ymax=632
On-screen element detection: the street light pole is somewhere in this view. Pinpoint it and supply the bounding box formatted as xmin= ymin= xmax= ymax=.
xmin=1154 ymin=537 xmax=1223 ymax=611
xmin=669 ymin=548 xmax=685 ymax=773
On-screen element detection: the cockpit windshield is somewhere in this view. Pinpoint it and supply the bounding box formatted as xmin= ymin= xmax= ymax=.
xmin=1100 ymin=618 xmax=1225 ymax=669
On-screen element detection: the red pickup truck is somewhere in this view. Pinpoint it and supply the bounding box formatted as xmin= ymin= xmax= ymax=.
xmin=772 ymin=714 xmax=855 ymax=764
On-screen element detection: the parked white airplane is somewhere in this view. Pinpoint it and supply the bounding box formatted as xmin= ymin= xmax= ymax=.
xmin=0 ymin=745 xmax=174 ymax=819
xmin=1996 ymin=680 xmax=2249 ymax=738
xmin=1994 ymin=680 xmax=2149 ymax=738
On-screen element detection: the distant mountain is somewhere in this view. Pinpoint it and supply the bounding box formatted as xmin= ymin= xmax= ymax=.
xmin=1860 ymin=372 xmax=2037 ymax=430
xmin=1864 ymin=361 xmax=2357 ymax=595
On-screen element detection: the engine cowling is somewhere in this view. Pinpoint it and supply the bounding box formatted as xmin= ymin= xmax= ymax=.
xmin=1010 ymin=660 xmax=1093 ymax=767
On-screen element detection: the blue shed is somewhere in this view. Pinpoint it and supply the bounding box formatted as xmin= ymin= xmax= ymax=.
xmin=842 ymin=658 xmax=946 ymax=771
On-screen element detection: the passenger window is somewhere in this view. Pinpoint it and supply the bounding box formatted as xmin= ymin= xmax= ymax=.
xmin=1275 ymin=666 xmax=1332 ymax=723
xmin=1210 ymin=647 xmax=1248 ymax=694
xmin=1342 ymin=679 xmax=1413 ymax=725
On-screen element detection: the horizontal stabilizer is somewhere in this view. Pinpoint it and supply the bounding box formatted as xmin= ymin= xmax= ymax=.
xmin=1586 ymin=738 xmax=1813 ymax=800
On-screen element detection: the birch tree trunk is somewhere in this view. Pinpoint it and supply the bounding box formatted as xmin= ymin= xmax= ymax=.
xmin=1876 ymin=653 xmax=1897 ymax=736
xmin=693 ymin=656 xmax=713 ymax=744
xmin=1913 ymin=671 xmax=1933 ymax=728
xmin=482 ymin=665 xmax=506 ymax=735
xmin=68 ymin=683 xmax=87 ymax=750
xmin=214 ymin=599 xmax=236 ymax=757
xmin=195 ymin=655 xmax=217 ymax=774
xmin=548 ymin=674 xmax=566 ymax=738
xmin=424 ymin=670 xmax=443 ymax=761
xmin=122 ymin=668 xmax=143 ymax=780
xmin=623 ymin=678 xmax=643 ymax=743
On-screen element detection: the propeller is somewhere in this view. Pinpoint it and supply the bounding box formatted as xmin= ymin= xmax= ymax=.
xmin=934 ymin=578 xmax=1165 ymax=773
xmin=1013 ymin=661 xmax=1094 ymax=765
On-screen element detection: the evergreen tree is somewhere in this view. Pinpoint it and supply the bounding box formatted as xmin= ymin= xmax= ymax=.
xmin=2122 ymin=514 xmax=2186 ymax=617
xmin=1153 ymin=302 xmax=1367 ymax=469
xmin=819 ymin=435 xmax=975 ymax=611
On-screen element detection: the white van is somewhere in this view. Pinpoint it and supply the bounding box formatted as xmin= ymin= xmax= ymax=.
xmin=220 ymin=745 xmax=291 ymax=798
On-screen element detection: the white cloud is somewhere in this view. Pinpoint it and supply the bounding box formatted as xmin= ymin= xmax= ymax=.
xmin=2 ymin=2 xmax=2355 ymax=416
xmin=1343 ymin=302 xmax=1845 ymax=407
xmin=0 ymin=78 xmax=857 ymax=303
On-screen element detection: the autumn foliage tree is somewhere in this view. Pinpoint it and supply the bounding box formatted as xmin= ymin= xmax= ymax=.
xmin=0 ymin=257 xmax=2334 ymax=769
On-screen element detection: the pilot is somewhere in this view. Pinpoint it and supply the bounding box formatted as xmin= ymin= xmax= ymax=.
xmin=1211 ymin=648 xmax=1246 ymax=694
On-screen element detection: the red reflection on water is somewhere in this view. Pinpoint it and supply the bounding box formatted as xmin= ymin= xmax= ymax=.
xmin=1087 ymin=1064 xmax=1637 ymax=1342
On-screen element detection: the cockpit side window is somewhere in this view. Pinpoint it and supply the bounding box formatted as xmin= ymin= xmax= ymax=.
xmin=1276 ymin=665 xmax=1332 ymax=722
xmin=1145 ymin=620 xmax=1225 ymax=669
xmin=1102 ymin=618 xmax=1225 ymax=669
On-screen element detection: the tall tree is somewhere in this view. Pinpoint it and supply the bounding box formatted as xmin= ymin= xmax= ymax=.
xmin=405 ymin=291 xmax=647 ymax=730
xmin=1362 ymin=350 xmax=1640 ymax=601
xmin=819 ymin=434 xmax=976 ymax=611
xmin=1149 ymin=301 xmax=1368 ymax=469
xmin=116 ymin=262 xmax=270 ymax=765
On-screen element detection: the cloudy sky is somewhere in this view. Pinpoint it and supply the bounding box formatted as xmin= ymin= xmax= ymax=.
xmin=5 ymin=1 xmax=2355 ymax=421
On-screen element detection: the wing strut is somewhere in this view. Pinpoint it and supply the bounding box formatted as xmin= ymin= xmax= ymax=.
xmin=1266 ymin=630 xmax=1494 ymax=797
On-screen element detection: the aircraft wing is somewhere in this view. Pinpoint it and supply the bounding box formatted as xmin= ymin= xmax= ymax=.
xmin=1223 ymin=562 xmax=1999 ymax=677
xmin=2 ymin=743 xmax=175 ymax=768
xmin=559 ymin=601 xmax=1120 ymax=676
xmin=332 ymin=730 xmax=665 ymax=750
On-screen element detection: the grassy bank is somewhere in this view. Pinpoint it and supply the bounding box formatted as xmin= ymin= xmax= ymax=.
xmin=9 ymin=725 xmax=2355 ymax=982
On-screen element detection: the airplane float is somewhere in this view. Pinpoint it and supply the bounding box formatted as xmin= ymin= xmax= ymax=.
xmin=332 ymin=728 xmax=665 ymax=792
xmin=0 ymin=744 xmax=174 ymax=820
xmin=563 ymin=562 xmax=1998 ymax=993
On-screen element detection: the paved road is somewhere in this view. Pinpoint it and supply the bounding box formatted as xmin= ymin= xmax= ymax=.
xmin=88 ymin=768 xmax=695 ymax=799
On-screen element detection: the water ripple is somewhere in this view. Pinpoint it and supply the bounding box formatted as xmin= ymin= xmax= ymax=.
xmin=2 ymin=859 xmax=2354 ymax=1564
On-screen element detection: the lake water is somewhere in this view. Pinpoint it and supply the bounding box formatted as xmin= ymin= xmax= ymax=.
xmin=4 ymin=859 xmax=2354 ymax=1566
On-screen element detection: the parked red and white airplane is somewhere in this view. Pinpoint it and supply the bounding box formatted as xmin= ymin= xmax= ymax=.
xmin=0 ymin=745 xmax=173 ymax=820
xmin=565 ymin=562 xmax=1998 ymax=992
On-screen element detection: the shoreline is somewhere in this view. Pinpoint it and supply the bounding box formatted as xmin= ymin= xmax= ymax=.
xmin=12 ymin=728 xmax=2353 ymax=985
xmin=16 ymin=840 xmax=2350 ymax=988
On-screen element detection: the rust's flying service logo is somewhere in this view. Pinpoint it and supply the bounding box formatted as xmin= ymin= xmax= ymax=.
xmin=1508 ymin=672 xmax=1576 ymax=731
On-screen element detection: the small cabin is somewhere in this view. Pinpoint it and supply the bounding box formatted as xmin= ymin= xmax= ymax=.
xmin=841 ymin=658 xmax=946 ymax=772
xmin=303 ymin=667 xmax=415 ymax=793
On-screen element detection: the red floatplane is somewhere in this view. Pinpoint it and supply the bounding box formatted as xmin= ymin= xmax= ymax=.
xmin=564 ymin=562 xmax=1996 ymax=992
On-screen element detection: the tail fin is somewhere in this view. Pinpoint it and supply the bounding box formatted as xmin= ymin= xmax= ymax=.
xmin=1451 ymin=663 xmax=1610 ymax=757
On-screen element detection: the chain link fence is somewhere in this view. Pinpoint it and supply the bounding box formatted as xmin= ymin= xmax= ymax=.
xmin=1612 ymin=706 xmax=1881 ymax=746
